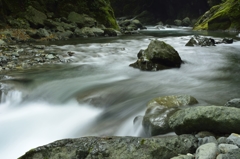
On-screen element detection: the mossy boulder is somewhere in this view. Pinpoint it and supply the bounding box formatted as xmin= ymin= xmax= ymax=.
xmin=130 ymin=40 xmax=183 ymax=71
xmin=193 ymin=0 xmax=240 ymax=31
xmin=0 ymin=0 xmax=119 ymax=30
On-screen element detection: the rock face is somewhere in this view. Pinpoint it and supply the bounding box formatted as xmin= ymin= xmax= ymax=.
xmin=169 ymin=106 xmax=240 ymax=135
xmin=19 ymin=135 xmax=197 ymax=159
xmin=193 ymin=0 xmax=240 ymax=31
xmin=0 ymin=0 xmax=119 ymax=30
xmin=130 ymin=40 xmax=182 ymax=71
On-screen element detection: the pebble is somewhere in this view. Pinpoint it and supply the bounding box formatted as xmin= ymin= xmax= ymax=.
xmin=195 ymin=143 xmax=218 ymax=159
xmin=227 ymin=133 xmax=240 ymax=146
xmin=218 ymin=144 xmax=239 ymax=153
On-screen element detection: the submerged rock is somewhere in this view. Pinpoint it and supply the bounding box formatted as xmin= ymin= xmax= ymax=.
xmin=169 ymin=106 xmax=240 ymax=135
xmin=130 ymin=40 xmax=182 ymax=71
xmin=19 ymin=135 xmax=197 ymax=159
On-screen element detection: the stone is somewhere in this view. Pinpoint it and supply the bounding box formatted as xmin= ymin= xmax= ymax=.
xmin=195 ymin=143 xmax=218 ymax=159
xmin=0 ymin=39 xmax=6 ymax=45
xmin=171 ymin=154 xmax=194 ymax=159
xmin=75 ymin=27 xmax=104 ymax=37
xmin=219 ymin=148 xmax=240 ymax=159
xmin=222 ymin=38 xmax=233 ymax=44
xmin=18 ymin=135 xmax=198 ymax=159
xmin=218 ymin=144 xmax=239 ymax=153
xmin=169 ymin=106 xmax=240 ymax=135
xmin=147 ymin=95 xmax=198 ymax=108
xmin=174 ymin=19 xmax=182 ymax=26
xmin=130 ymin=40 xmax=182 ymax=71
xmin=195 ymin=131 xmax=215 ymax=138
xmin=227 ymin=133 xmax=240 ymax=146
xmin=182 ymin=17 xmax=191 ymax=26
xmin=185 ymin=37 xmax=197 ymax=46
xmin=218 ymin=137 xmax=228 ymax=144
xmin=36 ymin=28 xmax=49 ymax=38
xmin=142 ymin=107 xmax=179 ymax=136
xmin=103 ymin=28 xmax=119 ymax=36
xmin=198 ymin=136 xmax=218 ymax=147
xmin=68 ymin=12 xmax=96 ymax=28
xmin=186 ymin=35 xmax=216 ymax=47
xmin=224 ymin=98 xmax=240 ymax=108
xmin=24 ymin=6 xmax=47 ymax=28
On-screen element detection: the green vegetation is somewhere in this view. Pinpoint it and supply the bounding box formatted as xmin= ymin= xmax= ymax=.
xmin=194 ymin=0 xmax=240 ymax=31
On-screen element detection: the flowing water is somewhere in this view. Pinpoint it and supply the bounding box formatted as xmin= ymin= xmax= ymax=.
xmin=0 ymin=28 xmax=240 ymax=158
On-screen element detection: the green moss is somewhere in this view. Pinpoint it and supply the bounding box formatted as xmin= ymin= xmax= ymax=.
xmin=140 ymin=139 xmax=145 ymax=145
xmin=193 ymin=0 xmax=240 ymax=31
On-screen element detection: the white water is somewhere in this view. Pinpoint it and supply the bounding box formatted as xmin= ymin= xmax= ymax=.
xmin=0 ymin=29 xmax=240 ymax=158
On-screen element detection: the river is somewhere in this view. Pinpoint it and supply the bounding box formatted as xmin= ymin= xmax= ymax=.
xmin=0 ymin=27 xmax=240 ymax=158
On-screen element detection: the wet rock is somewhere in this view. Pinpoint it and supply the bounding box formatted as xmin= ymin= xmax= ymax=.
xmin=186 ymin=35 xmax=215 ymax=47
xmin=195 ymin=143 xmax=218 ymax=159
xmin=169 ymin=106 xmax=240 ymax=135
xmin=222 ymin=38 xmax=233 ymax=44
xmin=103 ymin=28 xmax=119 ymax=36
xmin=130 ymin=40 xmax=182 ymax=71
xmin=68 ymin=12 xmax=96 ymax=28
xmin=147 ymin=95 xmax=198 ymax=108
xmin=19 ymin=135 xmax=197 ymax=159
xmin=224 ymin=98 xmax=240 ymax=108
xmin=185 ymin=37 xmax=198 ymax=46
xmin=45 ymin=54 xmax=55 ymax=59
xmin=142 ymin=107 xmax=179 ymax=136
xmin=218 ymin=144 xmax=239 ymax=153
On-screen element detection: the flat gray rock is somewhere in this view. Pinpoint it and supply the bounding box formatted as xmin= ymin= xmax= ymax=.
xmin=169 ymin=106 xmax=240 ymax=135
xmin=19 ymin=135 xmax=197 ymax=159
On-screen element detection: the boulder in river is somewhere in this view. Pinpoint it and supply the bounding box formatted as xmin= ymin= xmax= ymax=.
xmin=143 ymin=95 xmax=198 ymax=136
xmin=130 ymin=40 xmax=183 ymax=71
xmin=169 ymin=106 xmax=240 ymax=135
xmin=19 ymin=135 xmax=197 ymax=159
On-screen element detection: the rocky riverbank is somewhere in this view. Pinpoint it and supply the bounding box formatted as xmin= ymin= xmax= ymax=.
xmin=19 ymin=95 xmax=240 ymax=159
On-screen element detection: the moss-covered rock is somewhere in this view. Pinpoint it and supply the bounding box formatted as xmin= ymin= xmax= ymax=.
xmin=0 ymin=0 xmax=119 ymax=30
xmin=193 ymin=0 xmax=240 ymax=31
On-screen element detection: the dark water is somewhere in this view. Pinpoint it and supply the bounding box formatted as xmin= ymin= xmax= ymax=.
xmin=0 ymin=28 xmax=240 ymax=158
